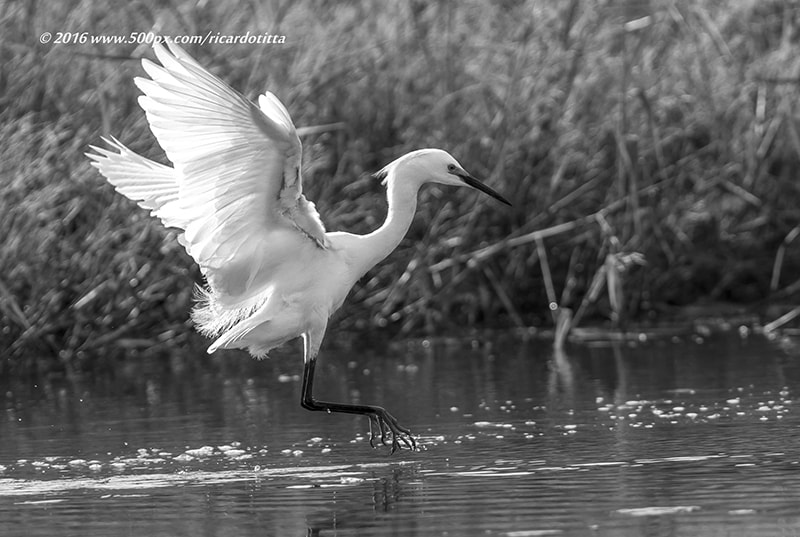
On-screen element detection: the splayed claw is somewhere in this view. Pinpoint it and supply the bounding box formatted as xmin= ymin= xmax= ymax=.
xmin=367 ymin=408 xmax=417 ymax=453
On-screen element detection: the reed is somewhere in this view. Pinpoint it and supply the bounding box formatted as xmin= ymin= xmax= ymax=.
xmin=2 ymin=1 xmax=799 ymax=369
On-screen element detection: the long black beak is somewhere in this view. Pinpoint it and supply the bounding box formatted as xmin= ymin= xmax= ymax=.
xmin=458 ymin=172 xmax=512 ymax=206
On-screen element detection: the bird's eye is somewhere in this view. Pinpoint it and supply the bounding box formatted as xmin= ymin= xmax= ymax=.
xmin=447 ymin=164 xmax=456 ymax=172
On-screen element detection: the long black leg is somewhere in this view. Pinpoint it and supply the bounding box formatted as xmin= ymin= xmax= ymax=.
xmin=300 ymin=356 xmax=416 ymax=453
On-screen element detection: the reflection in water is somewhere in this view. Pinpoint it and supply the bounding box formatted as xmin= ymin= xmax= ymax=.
xmin=548 ymin=345 xmax=575 ymax=403
xmin=2 ymin=334 xmax=800 ymax=536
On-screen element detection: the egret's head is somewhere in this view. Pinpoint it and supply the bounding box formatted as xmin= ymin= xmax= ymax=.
xmin=374 ymin=149 xmax=511 ymax=206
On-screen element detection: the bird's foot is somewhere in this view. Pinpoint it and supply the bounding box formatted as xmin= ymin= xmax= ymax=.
xmin=367 ymin=408 xmax=416 ymax=453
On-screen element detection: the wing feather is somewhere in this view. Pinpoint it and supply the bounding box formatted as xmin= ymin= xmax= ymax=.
xmin=86 ymin=136 xmax=186 ymax=230
xmin=117 ymin=41 xmax=330 ymax=299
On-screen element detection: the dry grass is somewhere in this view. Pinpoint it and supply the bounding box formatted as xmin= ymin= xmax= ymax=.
xmin=2 ymin=0 xmax=800 ymax=369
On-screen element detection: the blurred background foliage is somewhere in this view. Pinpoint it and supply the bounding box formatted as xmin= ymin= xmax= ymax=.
xmin=2 ymin=0 xmax=800 ymax=370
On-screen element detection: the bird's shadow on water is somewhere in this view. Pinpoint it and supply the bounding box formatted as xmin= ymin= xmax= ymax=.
xmin=302 ymin=467 xmax=410 ymax=536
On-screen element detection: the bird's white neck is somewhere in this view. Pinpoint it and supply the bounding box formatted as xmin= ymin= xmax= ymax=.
xmin=351 ymin=176 xmax=420 ymax=276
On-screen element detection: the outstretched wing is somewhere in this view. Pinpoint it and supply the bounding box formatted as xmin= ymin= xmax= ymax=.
xmin=94 ymin=41 xmax=330 ymax=300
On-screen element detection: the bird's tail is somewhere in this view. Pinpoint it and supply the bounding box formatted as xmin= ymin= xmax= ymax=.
xmin=194 ymin=284 xmax=282 ymax=358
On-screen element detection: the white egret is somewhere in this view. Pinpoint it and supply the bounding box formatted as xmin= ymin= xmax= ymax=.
xmin=87 ymin=41 xmax=510 ymax=452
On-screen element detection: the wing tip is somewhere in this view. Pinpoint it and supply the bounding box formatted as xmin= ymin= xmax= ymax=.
xmin=257 ymin=92 xmax=295 ymax=135
xmin=163 ymin=39 xmax=188 ymax=60
xmin=85 ymin=136 xmax=127 ymax=161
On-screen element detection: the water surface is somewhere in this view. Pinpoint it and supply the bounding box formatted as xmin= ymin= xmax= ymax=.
xmin=2 ymin=332 xmax=800 ymax=536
